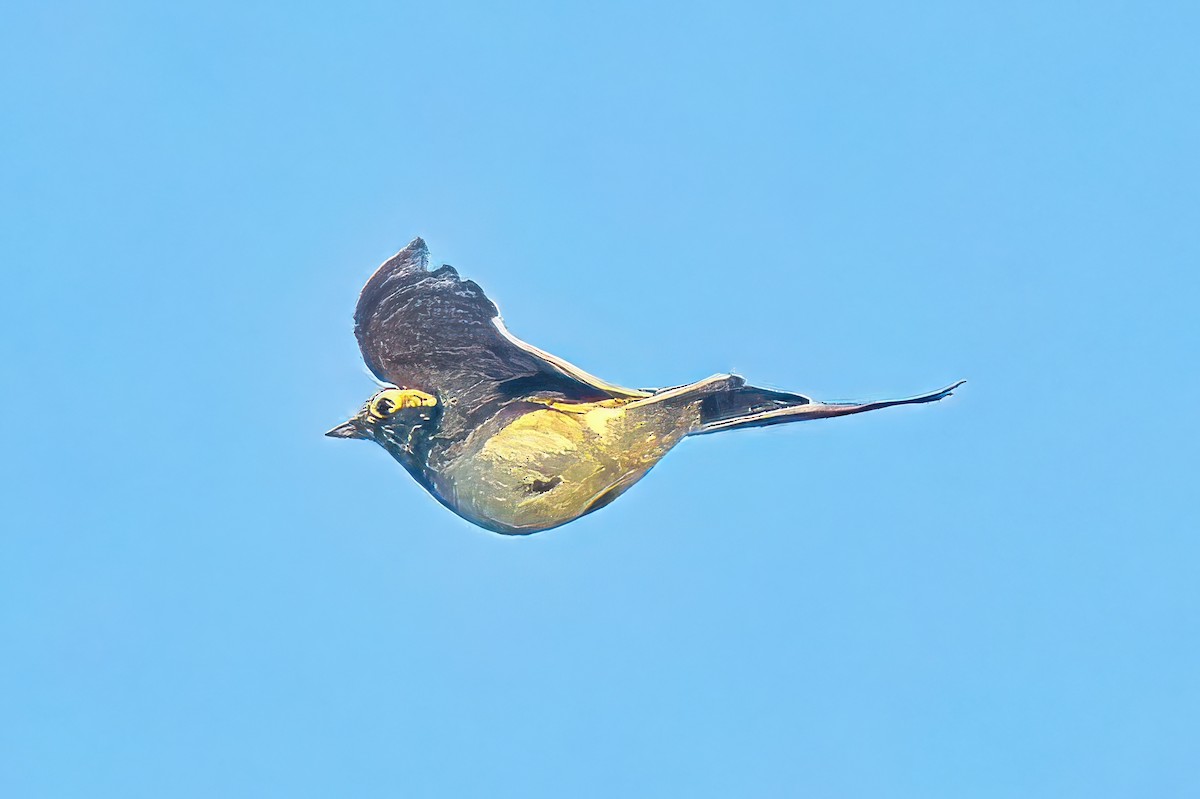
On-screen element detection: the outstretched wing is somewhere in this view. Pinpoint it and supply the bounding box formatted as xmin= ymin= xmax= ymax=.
xmin=354 ymin=238 xmax=649 ymax=436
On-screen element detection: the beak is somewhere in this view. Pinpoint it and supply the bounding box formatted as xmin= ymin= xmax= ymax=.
xmin=325 ymin=418 xmax=368 ymax=439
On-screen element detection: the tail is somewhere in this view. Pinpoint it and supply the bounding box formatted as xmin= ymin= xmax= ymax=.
xmin=693 ymin=380 xmax=965 ymax=435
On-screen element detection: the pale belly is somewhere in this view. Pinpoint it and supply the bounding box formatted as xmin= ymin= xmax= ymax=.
xmin=439 ymin=404 xmax=691 ymax=534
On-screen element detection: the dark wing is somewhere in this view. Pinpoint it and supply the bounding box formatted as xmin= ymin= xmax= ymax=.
xmin=354 ymin=238 xmax=649 ymax=436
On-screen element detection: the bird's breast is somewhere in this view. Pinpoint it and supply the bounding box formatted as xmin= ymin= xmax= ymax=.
xmin=438 ymin=403 xmax=686 ymax=534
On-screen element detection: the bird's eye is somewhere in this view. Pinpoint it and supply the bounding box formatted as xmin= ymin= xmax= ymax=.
xmin=368 ymin=388 xmax=438 ymax=420
xmin=369 ymin=395 xmax=398 ymax=419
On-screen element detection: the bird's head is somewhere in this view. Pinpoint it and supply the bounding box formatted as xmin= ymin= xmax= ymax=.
xmin=325 ymin=388 xmax=441 ymax=457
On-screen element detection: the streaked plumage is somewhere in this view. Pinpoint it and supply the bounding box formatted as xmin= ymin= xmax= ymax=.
xmin=328 ymin=238 xmax=962 ymax=534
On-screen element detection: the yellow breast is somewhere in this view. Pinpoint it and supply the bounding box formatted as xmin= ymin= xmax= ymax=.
xmin=444 ymin=400 xmax=688 ymax=533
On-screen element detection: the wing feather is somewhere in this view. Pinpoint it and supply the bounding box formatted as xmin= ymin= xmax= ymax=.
xmin=353 ymin=238 xmax=647 ymax=437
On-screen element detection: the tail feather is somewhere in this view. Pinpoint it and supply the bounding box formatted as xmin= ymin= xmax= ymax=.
xmin=694 ymin=380 xmax=964 ymax=435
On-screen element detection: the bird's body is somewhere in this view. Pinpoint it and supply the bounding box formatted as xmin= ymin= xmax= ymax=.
xmin=328 ymin=238 xmax=962 ymax=535
xmin=437 ymin=396 xmax=685 ymax=533
xmin=435 ymin=381 xmax=724 ymax=533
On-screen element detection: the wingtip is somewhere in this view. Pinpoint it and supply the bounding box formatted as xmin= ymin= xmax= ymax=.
xmin=373 ymin=236 xmax=430 ymax=275
xmin=398 ymin=236 xmax=428 ymax=258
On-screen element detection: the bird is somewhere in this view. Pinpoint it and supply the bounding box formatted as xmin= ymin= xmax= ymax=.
xmin=327 ymin=238 xmax=963 ymax=535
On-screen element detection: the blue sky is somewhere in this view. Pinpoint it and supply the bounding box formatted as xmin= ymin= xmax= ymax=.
xmin=2 ymin=2 xmax=1197 ymax=797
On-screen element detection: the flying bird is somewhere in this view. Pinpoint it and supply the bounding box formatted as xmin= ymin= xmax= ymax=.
xmin=328 ymin=238 xmax=962 ymax=535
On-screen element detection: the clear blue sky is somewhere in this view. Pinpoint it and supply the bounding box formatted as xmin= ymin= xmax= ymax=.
xmin=2 ymin=2 xmax=1196 ymax=797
